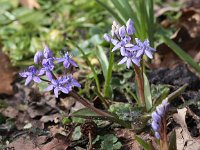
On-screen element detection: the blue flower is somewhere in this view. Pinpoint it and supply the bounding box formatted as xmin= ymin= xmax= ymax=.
xmin=19 ymin=66 xmax=41 ymax=85
xmin=56 ymin=52 xmax=78 ymax=68
xmin=118 ymin=50 xmax=141 ymax=68
xmin=45 ymin=75 xmax=81 ymax=97
xmin=151 ymin=99 xmax=169 ymax=139
xmin=39 ymin=58 xmax=55 ymax=80
xmin=135 ymin=38 xmax=156 ymax=59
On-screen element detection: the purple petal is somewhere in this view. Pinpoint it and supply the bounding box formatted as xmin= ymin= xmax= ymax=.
xmin=25 ymin=76 xmax=32 ymax=85
xmin=56 ymin=58 xmax=65 ymax=63
xmin=132 ymin=58 xmax=140 ymax=67
xmin=34 ymin=50 xmax=43 ymax=64
xmin=126 ymin=19 xmax=135 ymax=35
xmin=136 ymin=50 xmax=144 ymax=58
xmin=103 ymin=34 xmax=111 ymax=42
xmin=72 ymin=79 xmax=81 ymax=87
xmin=151 ymin=121 xmax=160 ymax=131
xmin=118 ymin=57 xmax=127 ymax=65
xmin=44 ymin=46 xmax=53 ymax=58
xmin=45 ymin=85 xmax=54 ymax=91
xmin=112 ymin=42 xmax=121 ymax=51
xmin=120 ymin=47 xmax=126 ymax=56
xmin=19 ymin=72 xmax=27 ymax=78
xmin=119 ymin=26 xmax=126 ymax=38
xmin=156 ymin=105 xmax=164 ymax=116
xmin=126 ymin=58 xmax=131 ymax=68
xmin=38 ymin=69 xmax=45 ymax=76
xmin=54 ymin=87 xmax=59 ymax=98
xmin=145 ymin=50 xmax=153 ymax=59
xmin=111 ymin=39 xmax=118 ymax=45
xmin=33 ymin=76 xmax=41 ymax=83
xmin=60 ymin=87 xmax=69 ymax=94
xmin=152 ymin=112 xmax=161 ymax=123
xmin=155 ymin=132 xmax=160 ymax=139
xmin=46 ymin=71 xmax=53 ymax=81
xmin=69 ymin=59 xmax=78 ymax=67
xmin=63 ymin=60 xmax=70 ymax=68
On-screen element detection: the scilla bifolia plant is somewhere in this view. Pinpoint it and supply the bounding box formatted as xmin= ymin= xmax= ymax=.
xmin=19 ymin=46 xmax=113 ymax=118
xmin=104 ymin=19 xmax=155 ymax=108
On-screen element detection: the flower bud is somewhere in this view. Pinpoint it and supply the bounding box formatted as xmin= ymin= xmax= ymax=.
xmin=119 ymin=26 xmax=126 ymax=38
xmin=103 ymin=34 xmax=111 ymax=42
xmin=44 ymin=46 xmax=53 ymax=58
xmin=34 ymin=50 xmax=43 ymax=64
xmin=152 ymin=112 xmax=161 ymax=123
xmin=151 ymin=121 xmax=160 ymax=131
xmin=155 ymin=132 xmax=160 ymax=139
xmin=126 ymin=19 xmax=135 ymax=35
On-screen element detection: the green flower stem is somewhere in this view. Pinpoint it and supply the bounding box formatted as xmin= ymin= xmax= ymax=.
xmin=133 ymin=64 xmax=145 ymax=106
xmin=69 ymin=90 xmax=112 ymax=117
xmin=104 ymin=45 xmax=114 ymax=98
xmin=71 ymin=41 xmax=101 ymax=93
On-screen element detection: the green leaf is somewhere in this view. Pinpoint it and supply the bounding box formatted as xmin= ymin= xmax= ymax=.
xmin=169 ymin=131 xmax=177 ymax=150
xmin=162 ymin=36 xmax=200 ymax=74
xmin=135 ymin=135 xmax=149 ymax=150
xmin=100 ymin=134 xmax=122 ymax=150
xmin=143 ymin=73 xmax=152 ymax=111
xmin=71 ymin=108 xmax=99 ymax=117
xmin=96 ymin=45 xmax=108 ymax=78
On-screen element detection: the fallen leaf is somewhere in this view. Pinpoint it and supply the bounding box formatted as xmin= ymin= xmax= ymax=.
xmin=173 ymin=108 xmax=200 ymax=150
xmin=20 ymin=0 xmax=40 ymax=9
xmin=27 ymin=104 xmax=52 ymax=118
xmin=35 ymin=133 xmax=69 ymax=150
xmin=0 ymin=52 xmax=16 ymax=95
xmin=40 ymin=113 xmax=61 ymax=123
xmin=1 ymin=106 xmax=19 ymax=119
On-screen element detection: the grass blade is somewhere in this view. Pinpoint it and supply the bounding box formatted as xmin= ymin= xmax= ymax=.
xmin=95 ymin=0 xmax=124 ymax=24
xmin=162 ymin=36 xmax=200 ymax=74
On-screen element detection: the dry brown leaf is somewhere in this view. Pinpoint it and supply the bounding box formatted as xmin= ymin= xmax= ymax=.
xmin=35 ymin=134 xmax=69 ymax=150
xmin=27 ymin=104 xmax=52 ymax=118
xmin=40 ymin=113 xmax=61 ymax=123
xmin=49 ymin=125 xmax=66 ymax=136
xmin=20 ymin=0 xmax=40 ymax=9
xmin=173 ymin=108 xmax=200 ymax=150
xmin=1 ymin=106 xmax=19 ymax=119
xmin=0 ymin=52 xmax=16 ymax=95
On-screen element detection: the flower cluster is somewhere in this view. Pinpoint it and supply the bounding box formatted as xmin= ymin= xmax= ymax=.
xmin=104 ymin=19 xmax=156 ymax=68
xmin=151 ymin=99 xmax=169 ymax=139
xmin=20 ymin=46 xmax=80 ymax=97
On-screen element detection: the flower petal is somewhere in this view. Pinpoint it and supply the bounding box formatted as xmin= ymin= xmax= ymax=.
xmin=54 ymin=87 xmax=59 ymax=98
xmin=25 ymin=76 xmax=32 ymax=85
xmin=145 ymin=50 xmax=153 ymax=59
xmin=118 ymin=57 xmax=127 ymax=65
xmin=45 ymin=85 xmax=54 ymax=91
xmin=33 ymin=76 xmax=41 ymax=83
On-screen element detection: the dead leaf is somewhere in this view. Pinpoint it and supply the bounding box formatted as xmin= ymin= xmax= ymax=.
xmin=0 ymin=52 xmax=16 ymax=95
xmin=49 ymin=125 xmax=66 ymax=136
xmin=40 ymin=113 xmax=61 ymax=123
xmin=173 ymin=108 xmax=200 ymax=150
xmin=1 ymin=106 xmax=19 ymax=119
xmin=35 ymin=133 xmax=69 ymax=150
xmin=27 ymin=104 xmax=52 ymax=118
xmin=20 ymin=0 xmax=40 ymax=9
